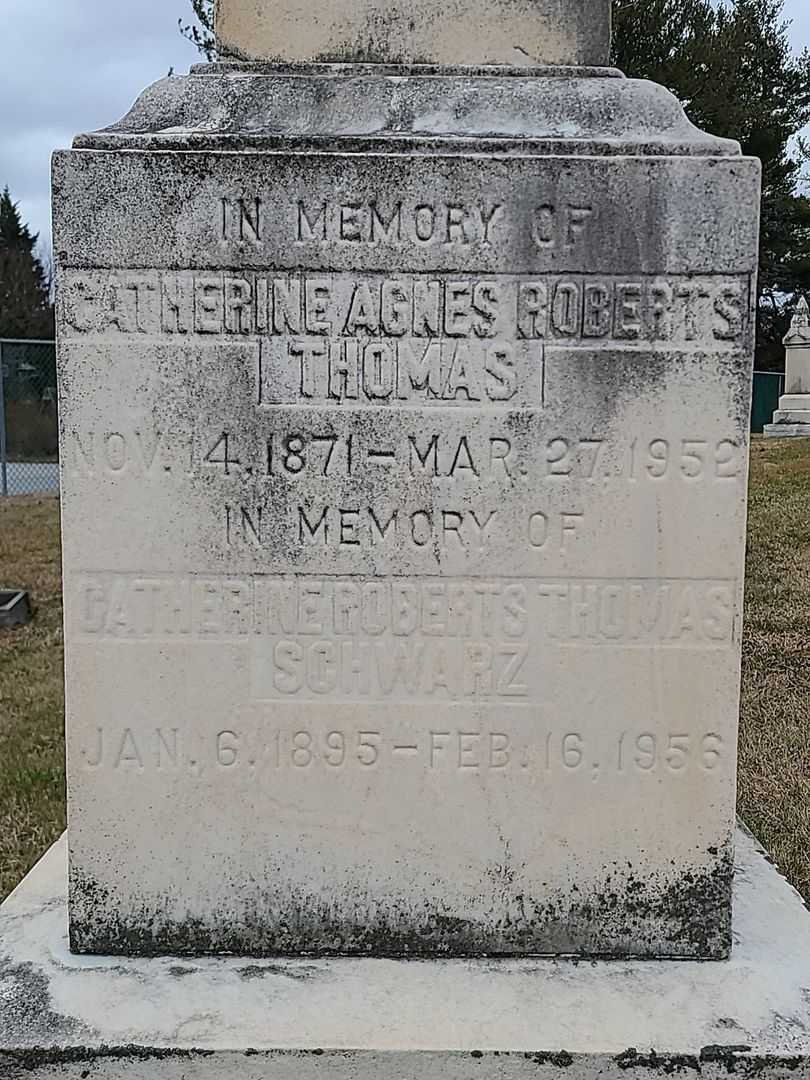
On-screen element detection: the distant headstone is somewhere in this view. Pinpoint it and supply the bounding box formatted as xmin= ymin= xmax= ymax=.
xmin=49 ymin=0 xmax=760 ymax=960
xmin=765 ymin=296 xmax=810 ymax=437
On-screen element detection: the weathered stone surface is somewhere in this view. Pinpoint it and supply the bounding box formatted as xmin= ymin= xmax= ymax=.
xmin=74 ymin=67 xmax=739 ymax=157
xmin=1 ymin=828 xmax=810 ymax=1078
xmin=214 ymin=0 xmax=611 ymax=67
xmin=53 ymin=66 xmax=760 ymax=958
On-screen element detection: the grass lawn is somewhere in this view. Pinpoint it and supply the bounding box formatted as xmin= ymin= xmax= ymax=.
xmin=0 ymin=442 xmax=808 ymax=904
xmin=0 ymin=495 xmax=65 ymax=899
xmin=739 ymin=438 xmax=810 ymax=899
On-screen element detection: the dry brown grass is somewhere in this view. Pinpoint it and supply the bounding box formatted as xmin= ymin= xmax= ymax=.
xmin=740 ymin=439 xmax=810 ymax=900
xmin=0 ymin=496 xmax=65 ymax=899
xmin=0 ymin=443 xmax=807 ymax=904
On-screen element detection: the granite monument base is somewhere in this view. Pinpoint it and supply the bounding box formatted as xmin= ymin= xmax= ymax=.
xmin=1 ymin=827 xmax=808 ymax=1080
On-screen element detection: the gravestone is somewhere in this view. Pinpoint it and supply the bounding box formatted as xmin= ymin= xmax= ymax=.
xmin=48 ymin=0 xmax=762 ymax=962
xmin=765 ymin=295 xmax=810 ymax=437
xmin=5 ymin=2 xmax=810 ymax=1078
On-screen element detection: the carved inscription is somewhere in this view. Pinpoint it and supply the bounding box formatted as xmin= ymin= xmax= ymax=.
xmin=61 ymin=271 xmax=747 ymax=349
xmin=295 ymin=201 xmax=505 ymax=247
xmin=60 ymin=270 xmax=748 ymax=416
xmin=217 ymin=197 xmax=600 ymax=253
xmin=59 ymin=262 xmax=750 ymax=574
xmin=62 ymin=245 xmax=748 ymax=763
xmin=76 ymin=573 xmax=736 ymax=645
xmin=221 ymin=505 xmax=582 ymax=555
xmin=62 ymin=426 xmax=745 ymax=488
xmin=79 ymin=722 xmax=728 ymax=781
xmin=221 ymin=197 xmax=263 ymax=243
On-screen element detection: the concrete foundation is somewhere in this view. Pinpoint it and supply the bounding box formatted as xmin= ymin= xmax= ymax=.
xmin=0 ymin=826 xmax=808 ymax=1079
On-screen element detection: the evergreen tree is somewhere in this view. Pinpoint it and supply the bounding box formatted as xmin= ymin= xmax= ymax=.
xmin=179 ymin=0 xmax=215 ymax=60
xmin=0 ymin=188 xmax=54 ymax=340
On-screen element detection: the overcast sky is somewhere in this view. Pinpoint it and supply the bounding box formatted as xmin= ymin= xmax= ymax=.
xmin=1 ymin=0 xmax=809 ymax=249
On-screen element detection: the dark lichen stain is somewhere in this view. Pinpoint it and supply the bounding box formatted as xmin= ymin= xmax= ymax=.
xmin=238 ymin=963 xmax=321 ymax=981
xmin=0 ymin=1044 xmax=214 ymax=1074
xmin=3 ymin=1044 xmax=807 ymax=1077
xmin=245 ymin=1049 xmax=365 ymax=1059
xmin=524 ymin=1051 xmax=574 ymax=1067
xmin=69 ymin=841 xmax=734 ymax=959
xmin=0 ymin=957 xmax=95 ymax=1046
xmin=617 ymin=1049 xmax=700 ymax=1074
xmin=615 ymin=1048 xmax=810 ymax=1077
xmin=701 ymin=1045 xmax=754 ymax=1062
xmin=238 ymin=964 xmax=272 ymax=981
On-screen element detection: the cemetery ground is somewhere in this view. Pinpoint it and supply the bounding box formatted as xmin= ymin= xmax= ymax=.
xmin=0 ymin=440 xmax=808 ymax=907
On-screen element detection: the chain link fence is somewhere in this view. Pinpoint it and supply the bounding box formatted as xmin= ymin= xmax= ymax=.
xmin=0 ymin=339 xmax=59 ymax=497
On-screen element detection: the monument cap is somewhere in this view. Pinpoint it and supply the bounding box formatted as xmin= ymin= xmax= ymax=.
xmin=214 ymin=0 xmax=611 ymax=67
xmin=784 ymin=295 xmax=810 ymax=346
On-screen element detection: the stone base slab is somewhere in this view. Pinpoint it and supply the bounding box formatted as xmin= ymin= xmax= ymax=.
xmin=764 ymin=423 xmax=810 ymax=438
xmin=0 ymin=828 xmax=808 ymax=1078
xmin=776 ymin=395 xmax=810 ymax=412
xmin=772 ymin=410 xmax=810 ymax=424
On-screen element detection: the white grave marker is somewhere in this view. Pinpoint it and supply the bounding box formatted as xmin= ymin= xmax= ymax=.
xmin=53 ymin=0 xmax=759 ymax=958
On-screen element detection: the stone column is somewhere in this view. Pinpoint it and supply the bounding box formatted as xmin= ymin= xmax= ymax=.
xmin=215 ymin=0 xmax=610 ymax=66
xmin=765 ymin=295 xmax=810 ymax=436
